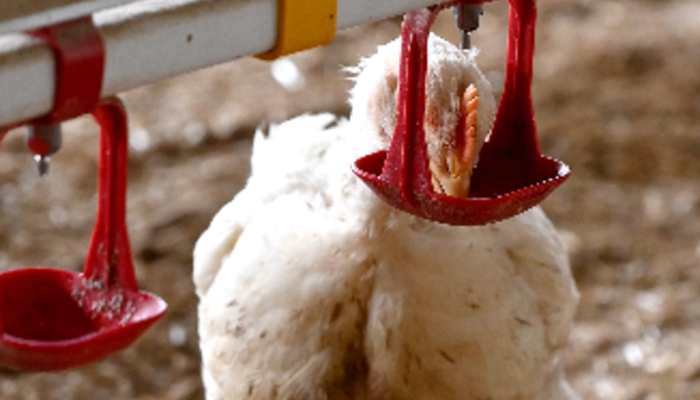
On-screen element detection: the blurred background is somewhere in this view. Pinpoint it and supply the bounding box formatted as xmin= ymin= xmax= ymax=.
xmin=0 ymin=0 xmax=699 ymax=398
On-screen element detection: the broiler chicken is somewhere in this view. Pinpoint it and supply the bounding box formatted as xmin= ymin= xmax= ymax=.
xmin=194 ymin=33 xmax=579 ymax=400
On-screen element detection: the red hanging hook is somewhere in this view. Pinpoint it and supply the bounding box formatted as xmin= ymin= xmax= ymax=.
xmin=0 ymin=98 xmax=167 ymax=371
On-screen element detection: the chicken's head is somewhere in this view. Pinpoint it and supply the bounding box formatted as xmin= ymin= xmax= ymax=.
xmin=350 ymin=34 xmax=497 ymax=198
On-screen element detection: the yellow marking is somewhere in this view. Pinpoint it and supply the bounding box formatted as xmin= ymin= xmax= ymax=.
xmin=256 ymin=0 xmax=337 ymax=60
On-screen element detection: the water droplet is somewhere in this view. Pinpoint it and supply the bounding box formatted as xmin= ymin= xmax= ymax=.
xmin=34 ymin=155 xmax=50 ymax=177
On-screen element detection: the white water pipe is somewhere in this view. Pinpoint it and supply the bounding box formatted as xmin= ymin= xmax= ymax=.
xmin=0 ymin=0 xmax=144 ymax=35
xmin=0 ymin=0 xmax=453 ymax=128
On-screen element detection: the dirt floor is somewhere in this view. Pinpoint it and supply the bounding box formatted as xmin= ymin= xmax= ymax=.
xmin=0 ymin=0 xmax=699 ymax=398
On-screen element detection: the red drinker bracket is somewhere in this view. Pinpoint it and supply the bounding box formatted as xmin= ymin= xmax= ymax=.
xmin=26 ymin=17 xmax=105 ymax=158
xmin=0 ymin=18 xmax=166 ymax=371
xmin=353 ymin=0 xmax=570 ymax=225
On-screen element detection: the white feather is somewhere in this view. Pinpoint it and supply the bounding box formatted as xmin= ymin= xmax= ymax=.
xmin=195 ymin=33 xmax=579 ymax=400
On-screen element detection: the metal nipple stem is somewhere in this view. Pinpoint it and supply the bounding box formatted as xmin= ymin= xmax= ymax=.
xmin=453 ymin=4 xmax=483 ymax=50
xmin=27 ymin=124 xmax=62 ymax=177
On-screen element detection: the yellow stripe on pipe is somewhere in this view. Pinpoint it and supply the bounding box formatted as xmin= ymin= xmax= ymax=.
xmin=257 ymin=0 xmax=337 ymax=60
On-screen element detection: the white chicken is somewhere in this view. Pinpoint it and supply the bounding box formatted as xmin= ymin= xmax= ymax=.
xmin=194 ymin=33 xmax=579 ymax=400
